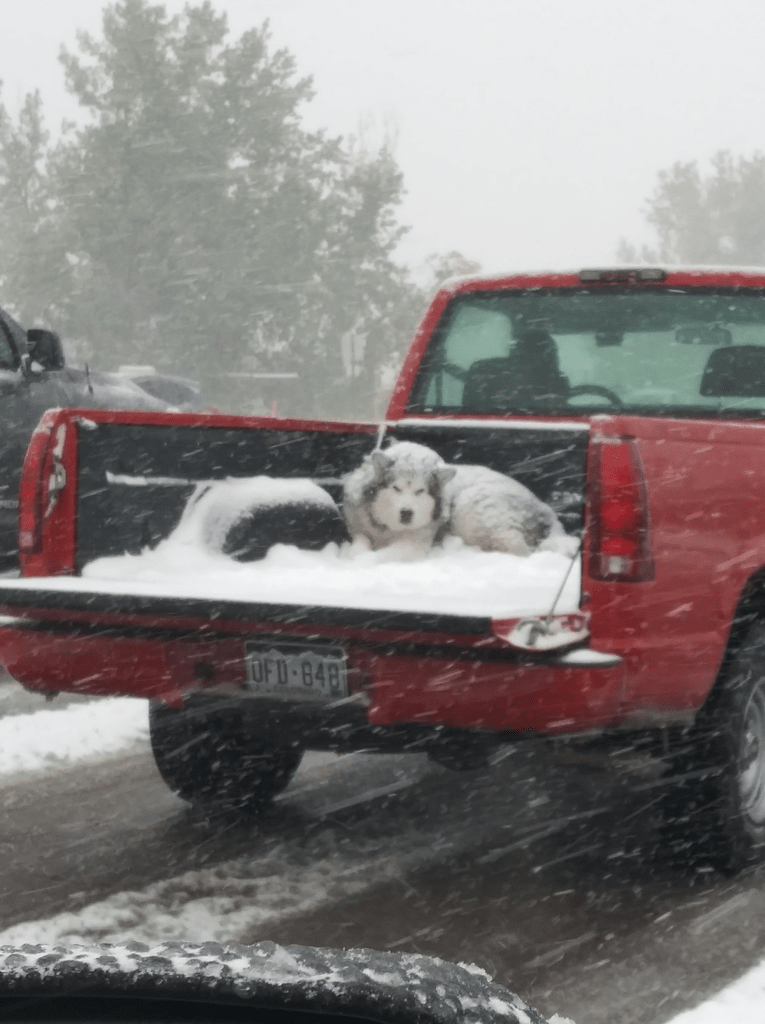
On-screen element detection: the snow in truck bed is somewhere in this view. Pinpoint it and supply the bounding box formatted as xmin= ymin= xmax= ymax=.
xmin=7 ymin=476 xmax=581 ymax=620
xmin=73 ymin=539 xmax=581 ymax=620
xmin=0 ymin=541 xmax=580 ymax=620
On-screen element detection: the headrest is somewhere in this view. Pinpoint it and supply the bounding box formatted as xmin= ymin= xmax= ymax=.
xmin=700 ymin=346 xmax=765 ymax=398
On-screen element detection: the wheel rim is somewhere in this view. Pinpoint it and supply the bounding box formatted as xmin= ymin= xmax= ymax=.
xmin=739 ymin=683 xmax=765 ymax=826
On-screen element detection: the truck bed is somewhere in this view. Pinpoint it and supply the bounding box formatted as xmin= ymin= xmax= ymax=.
xmin=68 ymin=412 xmax=587 ymax=569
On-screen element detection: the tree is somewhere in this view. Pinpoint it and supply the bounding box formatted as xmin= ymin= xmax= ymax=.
xmin=0 ymin=89 xmax=71 ymax=327
xmin=0 ymin=0 xmax=424 ymax=418
xmin=621 ymin=151 xmax=765 ymax=265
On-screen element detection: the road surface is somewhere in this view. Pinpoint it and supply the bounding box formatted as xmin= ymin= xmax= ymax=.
xmin=0 ymin=681 xmax=764 ymax=1024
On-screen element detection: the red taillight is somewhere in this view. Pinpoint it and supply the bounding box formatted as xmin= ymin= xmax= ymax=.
xmin=588 ymin=436 xmax=653 ymax=582
xmin=18 ymin=411 xmax=60 ymax=555
xmin=18 ymin=409 xmax=77 ymax=575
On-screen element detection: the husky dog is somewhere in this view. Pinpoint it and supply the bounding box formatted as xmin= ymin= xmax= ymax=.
xmin=343 ymin=440 xmax=573 ymax=557
xmin=342 ymin=442 xmax=455 ymax=557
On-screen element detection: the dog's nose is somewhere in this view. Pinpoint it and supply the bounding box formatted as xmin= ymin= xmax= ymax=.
xmin=399 ymin=508 xmax=413 ymax=525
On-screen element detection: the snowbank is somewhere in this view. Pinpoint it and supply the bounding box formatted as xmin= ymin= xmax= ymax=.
xmin=666 ymin=960 xmax=765 ymax=1024
xmin=0 ymin=697 xmax=148 ymax=779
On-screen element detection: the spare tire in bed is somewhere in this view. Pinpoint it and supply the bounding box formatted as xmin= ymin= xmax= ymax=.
xmin=222 ymin=498 xmax=348 ymax=561
xmin=180 ymin=476 xmax=348 ymax=562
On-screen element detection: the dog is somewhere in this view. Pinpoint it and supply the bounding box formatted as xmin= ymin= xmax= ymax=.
xmin=342 ymin=440 xmax=574 ymax=557
xmin=342 ymin=442 xmax=455 ymax=557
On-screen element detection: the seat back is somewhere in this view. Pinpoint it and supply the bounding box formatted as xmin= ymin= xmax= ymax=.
xmin=700 ymin=346 xmax=765 ymax=398
xmin=462 ymin=330 xmax=569 ymax=412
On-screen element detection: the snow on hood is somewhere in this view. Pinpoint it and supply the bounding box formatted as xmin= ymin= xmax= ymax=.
xmin=0 ymin=940 xmax=554 ymax=1024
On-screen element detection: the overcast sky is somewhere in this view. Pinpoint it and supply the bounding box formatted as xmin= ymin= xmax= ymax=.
xmin=5 ymin=0 xmax=765 ymax=278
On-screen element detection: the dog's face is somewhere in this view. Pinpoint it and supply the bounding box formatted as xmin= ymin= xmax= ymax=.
xmin=370 ymin=473 xmax=438 ymax=531
xmin=365 ymin=446 xmax=455 ymax=533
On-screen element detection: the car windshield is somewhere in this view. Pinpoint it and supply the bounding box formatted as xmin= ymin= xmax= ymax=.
xmin=408 ymin=287 xmax=765 ymax=418
xmin=6 ymin=6 xmax=765 ymax=1024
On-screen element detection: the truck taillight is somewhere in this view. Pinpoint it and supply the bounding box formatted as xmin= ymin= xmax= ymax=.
xmin=18 ymin=409 xmax=77 ymax=574
xmin=18 ymin=413 xmax=58 ymax=554
xmin=588 ymin=436 xmax=653 ymax=582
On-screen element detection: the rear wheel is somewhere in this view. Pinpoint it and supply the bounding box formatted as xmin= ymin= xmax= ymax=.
xmin=149 ymin=699 xmax=303 ymax=813
xmin=658 ymin=620 xmax=765 ymax=873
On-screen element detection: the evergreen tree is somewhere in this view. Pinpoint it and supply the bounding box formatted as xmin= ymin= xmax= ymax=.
xmin=0 ymin=89 xmax=70 ymax=327
xmin=0 ymin=0 xmax=424 ymax=417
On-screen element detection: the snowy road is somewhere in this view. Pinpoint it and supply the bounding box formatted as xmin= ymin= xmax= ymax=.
xmin=1 ymin=685 xmax=765 ymax=1024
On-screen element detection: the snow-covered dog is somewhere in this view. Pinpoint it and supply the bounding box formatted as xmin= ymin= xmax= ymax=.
xmin=343 ymin=443 xmax=455 ymax=557
xmin=343 ymin=440 xmax=574 ymax=557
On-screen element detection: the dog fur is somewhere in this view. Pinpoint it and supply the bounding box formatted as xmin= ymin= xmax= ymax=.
xmin=342 ymin=442 xmax=455 ymax=557
xmin=343 ymin=440 xmax=573 ymax=557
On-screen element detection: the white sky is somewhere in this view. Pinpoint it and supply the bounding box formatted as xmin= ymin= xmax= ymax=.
xmin=5 ymin=0 xmax=765 ymax=277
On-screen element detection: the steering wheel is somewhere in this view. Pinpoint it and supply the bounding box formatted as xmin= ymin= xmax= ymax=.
xmin=568 ymin=384 xmax=623 ymax=407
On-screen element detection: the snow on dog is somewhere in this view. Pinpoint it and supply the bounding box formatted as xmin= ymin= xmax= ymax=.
xmin=343 ymin=440 xmax=576 ymax=558
xmin=343 ymin=443 xmax=455 ymax=558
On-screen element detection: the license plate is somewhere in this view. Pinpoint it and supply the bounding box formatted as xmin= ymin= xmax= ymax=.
xmin=245 ymin=641 xmax=348 ymax=701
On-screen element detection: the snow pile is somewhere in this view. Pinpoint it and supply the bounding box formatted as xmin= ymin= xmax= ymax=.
xmin=0 ymin=697 xmax=148 ymax=779
xmin=666 ymin=960 xmax=765 ymax=1023
xmin=81 ymin=536 xmax=579 ymax=619
xmin=0 ymin=842 xmax=400 ymax=946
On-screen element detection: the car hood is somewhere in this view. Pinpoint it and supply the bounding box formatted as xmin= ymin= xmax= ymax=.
xmin=0 ymin=941 xmax=551 ymax=1024
xmin=62 ymin=367 xmax=171 ymax=412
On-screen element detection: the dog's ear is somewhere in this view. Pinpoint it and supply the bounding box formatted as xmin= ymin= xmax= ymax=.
xmin=435 ymin=466 xmax=457 ymax=487
xmin=370 ymin=449 xmax=393 ymax=478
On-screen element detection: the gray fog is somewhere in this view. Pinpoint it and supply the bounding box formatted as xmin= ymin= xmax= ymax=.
xmin=5 ymin=0 xmax=765 ymax=275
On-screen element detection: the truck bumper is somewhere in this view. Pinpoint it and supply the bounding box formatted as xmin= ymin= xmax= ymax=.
xmin=0 ymin=615 xmax=624 ymax=736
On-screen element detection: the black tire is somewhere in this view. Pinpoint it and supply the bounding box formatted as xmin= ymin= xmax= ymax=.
xmin=658 ymin=620 xmax=765 ymax=873
xmin=149 ymin=699 xmax=303 ymax=813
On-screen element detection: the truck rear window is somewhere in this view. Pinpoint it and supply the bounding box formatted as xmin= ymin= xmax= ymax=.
xmin=407 ymin=287 xmax=765 ymax=419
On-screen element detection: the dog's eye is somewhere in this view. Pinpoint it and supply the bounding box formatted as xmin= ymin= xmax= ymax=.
xmin=414 ymin=488 xmax=425 ymax=496
xmin=392 ymin=485 xmax=402 ymax=493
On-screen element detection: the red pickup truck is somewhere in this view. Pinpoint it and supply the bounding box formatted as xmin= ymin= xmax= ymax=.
xmin=2 ymin=266 xmax=765 ymax=873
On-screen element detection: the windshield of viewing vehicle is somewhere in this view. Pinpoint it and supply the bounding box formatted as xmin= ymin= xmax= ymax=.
xmin=407 ymin=287 xmax=765 ymax=418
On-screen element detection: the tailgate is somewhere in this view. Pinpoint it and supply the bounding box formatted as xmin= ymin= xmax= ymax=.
xmin=0 ymin=575 xmax=615 ymax=735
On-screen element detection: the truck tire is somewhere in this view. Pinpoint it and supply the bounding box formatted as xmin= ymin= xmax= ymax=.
xmin=658 ymin=619 xmax=765 ymax=873
xmin=149 ymin=700 xmax=303 ymax=813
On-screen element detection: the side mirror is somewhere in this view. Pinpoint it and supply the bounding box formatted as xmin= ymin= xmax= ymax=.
xmin=26 ymin=328 xmax=65 ymax=372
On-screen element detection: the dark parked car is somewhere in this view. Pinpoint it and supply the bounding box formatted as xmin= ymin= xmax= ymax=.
xmin=0 ymin=308 xmax=169 ymax=572
xmin=119 ymin=368 xmax=204 ymax=411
